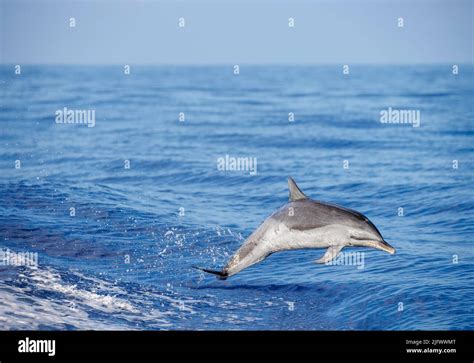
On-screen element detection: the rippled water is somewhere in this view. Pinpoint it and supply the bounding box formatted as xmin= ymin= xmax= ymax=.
xmin=0 ymin=65 xmax=473 ymax=330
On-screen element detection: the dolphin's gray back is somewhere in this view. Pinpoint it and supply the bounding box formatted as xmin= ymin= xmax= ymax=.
xmin=272 ymin=199 xmax=383 ymax=238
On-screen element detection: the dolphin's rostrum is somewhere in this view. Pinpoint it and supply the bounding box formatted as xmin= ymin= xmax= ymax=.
xmin=195 ymin=177 xmax=395 ymax=279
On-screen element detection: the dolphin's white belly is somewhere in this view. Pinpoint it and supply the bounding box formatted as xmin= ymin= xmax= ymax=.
xmin=263 ymin=219 xmax=352 ymax=252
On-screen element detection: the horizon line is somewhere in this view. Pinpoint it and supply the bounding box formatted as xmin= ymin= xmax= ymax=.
xmin=1 ymin=61 xmax=473 ymax=67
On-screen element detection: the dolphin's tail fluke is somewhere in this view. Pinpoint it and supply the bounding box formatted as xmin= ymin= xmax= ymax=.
xmin=192 ymin=266 xmax=228 ymax=280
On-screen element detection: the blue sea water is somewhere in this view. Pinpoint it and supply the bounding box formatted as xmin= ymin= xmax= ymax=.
xmin=0 ymin=65 xmax=473 ymax=330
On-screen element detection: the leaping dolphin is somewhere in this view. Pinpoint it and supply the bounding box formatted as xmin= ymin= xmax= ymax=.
xmin=195 ymin=177 xmax=395 ymax=279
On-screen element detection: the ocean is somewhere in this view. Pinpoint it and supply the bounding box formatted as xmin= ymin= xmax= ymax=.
xmin=0 ymin=64 xmax=473 ymax=330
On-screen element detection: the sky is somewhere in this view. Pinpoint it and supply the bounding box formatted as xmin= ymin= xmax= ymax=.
xmin=0 ymin=0 xmax=472 ymax=64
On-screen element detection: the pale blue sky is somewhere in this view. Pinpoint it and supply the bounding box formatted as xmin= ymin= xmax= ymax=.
xmin=0 ymin=0 xmax=472 ymax=64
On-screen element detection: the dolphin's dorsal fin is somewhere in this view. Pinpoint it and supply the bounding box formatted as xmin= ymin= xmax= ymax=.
xmin=288 ymin=177 xmax=308 ymax=201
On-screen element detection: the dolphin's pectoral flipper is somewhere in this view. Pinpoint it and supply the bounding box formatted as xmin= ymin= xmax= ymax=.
xmin=314 ymin=245 xmax=343 ymax=264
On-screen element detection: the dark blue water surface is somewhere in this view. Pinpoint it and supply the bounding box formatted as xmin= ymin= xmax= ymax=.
xmin=0 ymin=65 xmax=473 ymax=330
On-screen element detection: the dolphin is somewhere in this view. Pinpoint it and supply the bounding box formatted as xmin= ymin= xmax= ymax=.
xmin=195 ymin=177 xmax=395 ymax=279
